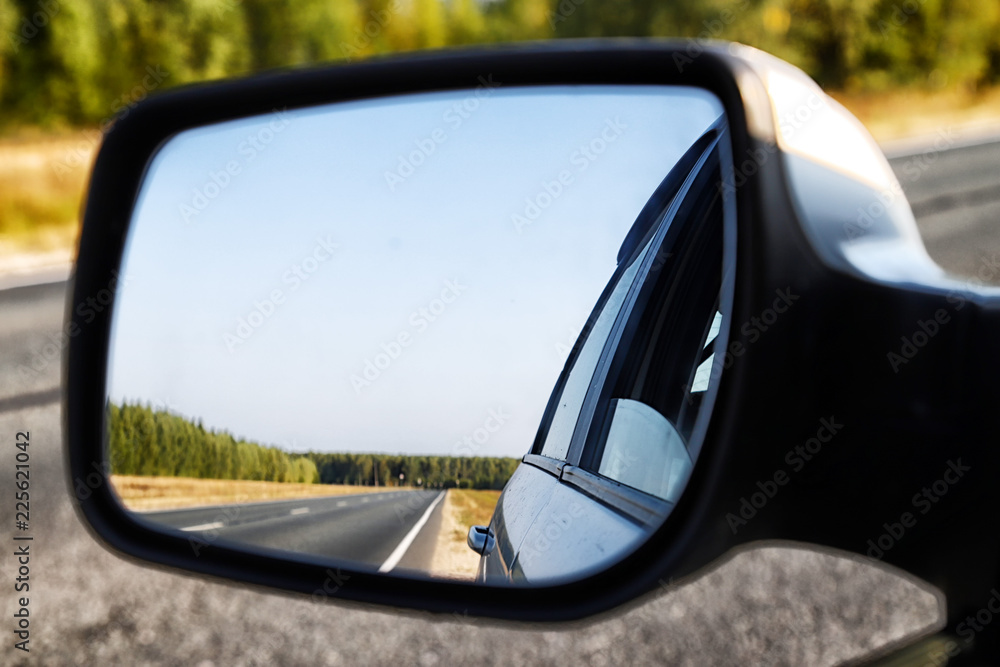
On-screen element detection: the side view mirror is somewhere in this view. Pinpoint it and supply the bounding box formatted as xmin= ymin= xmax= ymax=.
xmin=66 ymin=39 xmax=1000 ymax=661
xmin=467 ymin=525 xmax=494 ymax=556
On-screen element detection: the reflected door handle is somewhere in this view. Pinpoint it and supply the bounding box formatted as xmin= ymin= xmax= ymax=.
xmin=467 ymin=525 xmax=495 ymax=555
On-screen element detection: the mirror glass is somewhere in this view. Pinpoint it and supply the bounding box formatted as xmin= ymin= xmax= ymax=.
xmin=106 ymin=84 xmax=733 ymax=585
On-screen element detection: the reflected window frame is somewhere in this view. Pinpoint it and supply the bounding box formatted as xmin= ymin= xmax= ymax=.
xmin=523 ymin=117 xmax=736 ymax=525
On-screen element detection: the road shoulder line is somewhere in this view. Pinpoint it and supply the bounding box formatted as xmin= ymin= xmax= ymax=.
xmin=378 ymin=491 xmax=445 ymax=573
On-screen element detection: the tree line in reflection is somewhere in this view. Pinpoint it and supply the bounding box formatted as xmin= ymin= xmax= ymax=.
xmin=109 ymin=402 xmax=321 ymax=483
xmin=108 ymin=401 xmax=519 ymax=490
xmin=308 ymin=452 xmax=519 ymax=490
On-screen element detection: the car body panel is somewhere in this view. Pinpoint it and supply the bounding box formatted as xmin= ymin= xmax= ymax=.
xmin=478 ymin=463 xmax=560 ymax=581
xmin=512 ymin=474 xmax=650 ymax=582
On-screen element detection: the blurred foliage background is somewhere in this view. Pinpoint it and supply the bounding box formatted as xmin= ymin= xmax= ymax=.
xmin=0 ymin=0 xmax=999 ymax=254
xmin=2 ymin=0 xmax=1000 ymax=130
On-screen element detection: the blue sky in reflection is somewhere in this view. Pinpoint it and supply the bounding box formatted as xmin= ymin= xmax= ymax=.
xmin=108 ymin=85 xmax=724 ymax=457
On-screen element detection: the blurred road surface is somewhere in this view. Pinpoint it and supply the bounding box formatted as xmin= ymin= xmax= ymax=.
xmin=143 ymin=490 xmax=445 ymax=572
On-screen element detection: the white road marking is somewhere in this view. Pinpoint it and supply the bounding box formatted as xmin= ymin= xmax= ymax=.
xmin=290 ymin=507 xmax=309 ymax=515
xmin=336 ymin=500 xmax=347 ymax=507
xmin=378 ymin=492 xmax=445 ymax=573
xmin=180 ymin=521 xmax=224 ymax=532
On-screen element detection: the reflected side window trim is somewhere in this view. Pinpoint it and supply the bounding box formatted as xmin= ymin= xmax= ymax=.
xmin=528 ymin=122 xmax=725 ymax=462
xmin=551 ymin=121 xmax=738 ymax=526
xmin=529 ymin=215 xmax=658 ymax=460
xmin=579 ymin=145 xmax=724 ymax=491
xmin=563 ymin=131 xmax=723 ymax=468
xmin=521 ymin=453 xmax=565 ymax=478
xmin=559 ymin=465 xmax=673 ymax=529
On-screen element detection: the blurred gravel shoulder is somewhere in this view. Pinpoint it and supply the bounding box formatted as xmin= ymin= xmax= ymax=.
xmin=0 ymin=404 xmax=941 ymax=666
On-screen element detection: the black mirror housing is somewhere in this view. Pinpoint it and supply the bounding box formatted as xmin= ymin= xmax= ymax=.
xmin=66 ymin=39 xmax=1000 ymax=645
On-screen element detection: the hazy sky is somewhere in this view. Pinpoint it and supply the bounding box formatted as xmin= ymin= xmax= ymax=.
xmin=108 ymin=85 xmax=724 ymax=458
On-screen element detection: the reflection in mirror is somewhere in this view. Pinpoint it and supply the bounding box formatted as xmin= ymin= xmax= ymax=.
xmin=106 ymin=84 xmax=732 ymax=586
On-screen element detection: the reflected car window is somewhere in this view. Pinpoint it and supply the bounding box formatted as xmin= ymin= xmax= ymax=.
xmin=586 ymin=144 xmax=725 ymax=498
xmin=537 ymin=238 xmax=654 ymax=461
